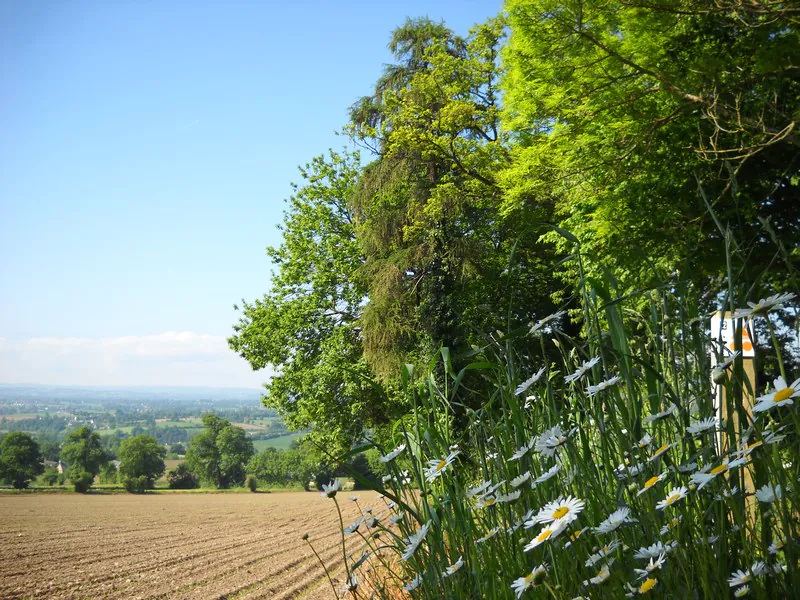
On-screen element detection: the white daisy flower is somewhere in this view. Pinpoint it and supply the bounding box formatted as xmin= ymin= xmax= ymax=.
xmin=755 ymin=483 xmax=782 ymax=503
xmin=728 ymin=569 xmax=753 ymax=587
xmin=732 ymin=292 xmax=796 ymax=319
xmin=515 ymin=367 xmax=547 ymax=395
xmin=466 ymin=480 xmax=492 ymax=499
xmin=424 ymin=450 xmax=459 ymax=482
xmin=510 ymin=564 xmax=547 ymax=598
xmin=656 ymin=486 xmax=689 ymax=510
xmin=648 ymin=442 xmax=676 ymax=462
xmin=637 ymin=472 xmax=667 ymax=496
xmin=341 ymin=573 xmax=358 ymax=594
xmin=530 ymin=310 xmax=566 ymax=334
xmin=497 ymin=490 xmax=522 ymax=504
xmin=687 ymin=417 xmax=718 ymax=436
xmin=509 ymin=437 xmax=537 ymax=461
xmin=659 ymin=516 xmax=682 ymax=536
xmin=475 ymin=495 xmax=497 ymax=509
xmin=404 ymin=573 xmax=423 ymax=592
xmin=528 ymin=496 xmax=585 ymax=526
xmin=753 ymin=376 xmax=800 ymax=413
xmin=584 ymin=561 xmax=613 ymax=585
xmin=511 ymin=471 xmax=531 ymax=488
xmin=535 ymin=425 xmax=576 ymax=457
xmin=637 ymin=433 xmax=653 ymax=448
xmin=379 ymin=443 xmax=407 ymax=463
xmin=642 ymin=403 xmax=678 ymax=424
xmin=585 ymin=539 xmax=622 ymax=567
xmin=626 ymin=462 xmax=645 ymax=477
xmin=390 ymin=512 xmax=404 ymax=525
xmin=476 ymin=526 xmax=500 ymax=544
xmin=595 ymin=507 xmax=631 ymax=534
xmin=587 ymin=375 xmax=622 ymax=397
xmin=763 ymin=428 xmax=787 ymax=445
xmin=344 ymin=517 xmax=363 ymax=534
xmin=635 ymin=541 xmax=676 ymax=560
xmin=533 ymin=463 xmax=560 ymax=486
xmin=321 ymin=479 xmax=341 ymax=498
xmin=715 ymin=485 xmax=739 ymax=501
xmin=634 ymin=553 xmax=666 ymax=579
xmin=734 ymin=584 xmax=750 ymax=597
xmin=443 ymin=555 xmax=464 ymax=578
xmin=690 ymin=460 xmax=737 ymax=489
xmin=523 ymin=517 xmax=571 ymax=551
xmin=565 ymin=356 xmax=601 ymax=384
xmin=486 ymin=480 xmax=506 ymax=495
xmin=401 ymin=521 xmax=431 ymax=561
xmin=768 ymin=538 xmax=785 ymax=554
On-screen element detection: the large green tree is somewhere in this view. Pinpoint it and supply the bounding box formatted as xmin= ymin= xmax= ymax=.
xmin=61 ymin=426 xmax=107 ymax=482
xmin=0 ymin=432 xmax=43 ymax=489
xmin=501 ymin=0 xmax=800 ymax=302
xmin=349 ymin=16 xmax=563 ymax=381
xmin=185 ymin=414 xmax=254 ymax=488
xmin=118 ymin=435 xmax=166 ymax=490
xmin=229 ymin=150 xmax=387 ymax=449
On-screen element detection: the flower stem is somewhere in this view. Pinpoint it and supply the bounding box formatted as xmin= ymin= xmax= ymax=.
xmin=303 ymin=537 xmax=337 ymax=598
xmin=765 ymin=316 xmax=787 ymax=381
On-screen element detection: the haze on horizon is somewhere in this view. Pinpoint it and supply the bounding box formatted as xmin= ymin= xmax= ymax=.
xmin=0 ymin=1 xmax=501 ymax=388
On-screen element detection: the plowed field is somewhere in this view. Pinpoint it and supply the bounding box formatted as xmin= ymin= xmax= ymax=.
xmin=0 ymin=491 xmax=377 ymax=599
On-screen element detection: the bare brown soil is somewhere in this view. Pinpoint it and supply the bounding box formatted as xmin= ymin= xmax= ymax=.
xmin=0 ymin=491 xmax=377 ymax=599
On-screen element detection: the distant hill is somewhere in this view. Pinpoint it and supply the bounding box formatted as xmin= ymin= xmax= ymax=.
xmin=0 ymin=383 xmax=263 ymax=406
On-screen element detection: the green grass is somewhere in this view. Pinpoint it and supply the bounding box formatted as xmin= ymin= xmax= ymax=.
xmin=252 ymin=432 xmax=303 ymax=452
xmin=308 ymin=250 xmax=798 ymax=598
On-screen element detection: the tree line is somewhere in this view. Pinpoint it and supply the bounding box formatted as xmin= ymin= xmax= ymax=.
xmin=0 ymin=412 xmax=379 ymax=492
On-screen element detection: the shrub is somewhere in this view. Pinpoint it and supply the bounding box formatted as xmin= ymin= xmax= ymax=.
xmin=122 ymin=475 xmax=149 ymax=494
xmin=167 ymin=463 xmax=199 ymax=489
xmin=72 ymin=471 xmax=94 ymax=493
xmin=245 ymin=475 xmax=257 ymax=492
xmin=40 ymin=466 xmax=59 ymax=486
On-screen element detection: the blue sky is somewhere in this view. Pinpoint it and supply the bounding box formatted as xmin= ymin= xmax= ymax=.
xmin=0 ymin=1 xmax=502 ymax=387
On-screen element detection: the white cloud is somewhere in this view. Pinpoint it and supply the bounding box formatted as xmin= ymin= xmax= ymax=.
xmin=0 ymin=332 xmax=272 ymax=388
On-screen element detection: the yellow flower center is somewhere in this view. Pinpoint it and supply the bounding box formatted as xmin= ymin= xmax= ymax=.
xmin=774 ymin=387 xmax=794 ymax=402
xmin=436 ymin=459 xmax=447 ymax=471
xmin=742 ymin=574 xmax=751 ymax=583
xmin=570 ymin=529 xmax=583 ymax=541
xmin=639 ymin=578 xmax=657 ymax=593
xmin=552 ymin=506 xmax=569 ymax=519
xmin=644 ymin=475 xmax=660 ymax=489
xmin=524 ymin=572 xmax=535 ymax=584
xmin=651 ymin=444 xmax=669 ymax=457
xmin=536 ymin=528 xmax=554 ymax=543
xmin=666 ymin=493 xmax=681 ymax=505
xmin=710 ymin=464 xmax=728 ymax=476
